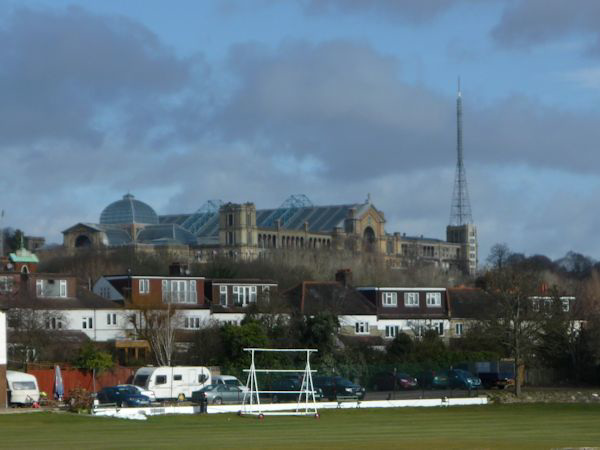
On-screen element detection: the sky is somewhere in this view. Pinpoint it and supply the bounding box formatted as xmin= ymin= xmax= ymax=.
xmin=1 ymin=0 xmax=600 ymax=263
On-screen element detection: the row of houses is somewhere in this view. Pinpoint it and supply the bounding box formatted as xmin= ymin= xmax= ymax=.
xmin=0 ymin=249 xmax=576 ymax=364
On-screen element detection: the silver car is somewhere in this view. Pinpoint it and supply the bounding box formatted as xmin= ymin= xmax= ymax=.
xmin=192 ymin=384 xmax=244 ymax=405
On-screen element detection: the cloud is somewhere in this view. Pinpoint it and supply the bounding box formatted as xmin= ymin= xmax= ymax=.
xmin=212 ymin=40 xmax=600 ymax=182
xmin=0 ymin=6 xmax=195 ymax=148
xmin=298 ymin=0 xmax=462 ymax=24
xmin=491 ymin=0 xmax=600 ymax=55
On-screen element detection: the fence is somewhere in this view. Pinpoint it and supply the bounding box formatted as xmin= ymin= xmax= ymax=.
xmin=27 ymin=365 xmax=135 ymax=398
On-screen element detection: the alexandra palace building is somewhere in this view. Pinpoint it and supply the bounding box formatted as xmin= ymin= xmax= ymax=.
xmin=62 ymin=193 xmax=478 ymax=275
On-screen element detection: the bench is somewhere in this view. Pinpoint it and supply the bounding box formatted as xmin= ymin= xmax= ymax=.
xmin=336 ymin=395 xmax=360 ymax=408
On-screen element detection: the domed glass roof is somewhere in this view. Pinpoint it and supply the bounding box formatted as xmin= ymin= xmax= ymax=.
xmin=100 ymin=194 xmax=159 ymax=225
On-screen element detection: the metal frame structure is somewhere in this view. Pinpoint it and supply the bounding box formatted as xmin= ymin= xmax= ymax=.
xmin=262 ymin=195 xmax=313 ymax=229
xmin=449 ymin=78 xmax=473 ymax=226
xmin=240 ymin=348 xmax=319 ymax=417
xmin=180 ymin=199 xmax=223 ymax=235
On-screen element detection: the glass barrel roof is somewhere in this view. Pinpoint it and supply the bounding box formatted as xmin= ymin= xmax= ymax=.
xmin=100 ymin=194 xmax=159 ymax=225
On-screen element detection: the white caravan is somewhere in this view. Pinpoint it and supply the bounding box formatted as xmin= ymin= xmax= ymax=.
xmin=6 ymin=371 xmax=40 ymax=405
xmin=132 ymin=366 xmax=211 ymax=400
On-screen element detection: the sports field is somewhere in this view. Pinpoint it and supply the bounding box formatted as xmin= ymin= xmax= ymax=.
xmin=1 ymin=404 xmax=599 ymax=449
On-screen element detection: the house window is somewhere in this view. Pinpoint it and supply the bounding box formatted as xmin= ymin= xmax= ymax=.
xmin=455 ymin=323 xmax=464 ymax=336
xmin=385 ymin=325 xmax=398 ymax=339
xmin=184 ymin=317 xmax=202 ymax=329
xmin=106 ymin=313 xmax=117 ymax=326
xmin=436 ymin=322 xmax=444 ymax=336
xmin=0 ymin=276 xmax=13 ymax=293
xmin=355 ymin=322 xmax=369 ymax=335
xmin=59 ymin=280 xmax=67 ymax=298
xmin=163 ymin=280 xmax=196 ymax=304
xmin=426 ymin=292 xmax=442 ymax=307
xmin=233 ymin=286 xmax=257 ymax=306
xmin=82 ymin=317 xmax=93 ymax=329
xmin=219 ymin=286 xmax=228 ymax=306
xmin=227 ymin=231 xmax=234 ymax=245
xmin=561 ymin=299 xmax=570 ymax=312
xmin=228 ymin=213 xmax=234 ymax=227
xmin=262 ymin=286 xmax=270 ymax=302
xmin=382 ymin=292 xmax=397 ymax=307
xmin=36 ymin=279 xmax=43 ymax=296
xmin=45 ymin=317 xmax=63 ymax=330
xmin=404 ymin=292 xmax=419 ymax=307
xmin=139 ymin=279 xmax=150 ymax=294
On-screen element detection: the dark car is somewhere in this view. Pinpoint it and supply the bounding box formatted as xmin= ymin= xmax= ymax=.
xmin=478 ymin=372 xmax=514 ymax=390
xmin=417 ymin=370 xmax=449 ymax=389
xmin=448 ymin=369 xmax=482 ymax=390
xmin=312 ymin=376 xmax=365 ymax=401
xmin=269 ymin=377 xmax=324 ymax=403
xmin=96 ymin=386 xmax=152 ymax=407
xmin=371 ymin=372 xmax=418 ymax=391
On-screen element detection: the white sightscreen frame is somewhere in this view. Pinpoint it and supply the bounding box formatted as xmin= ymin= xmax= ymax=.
xmin=240 ymin=348 xmax=319 ymax=417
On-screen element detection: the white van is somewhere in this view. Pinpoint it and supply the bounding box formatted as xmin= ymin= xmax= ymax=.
xmin=6 ymin=371 xmax=40 ymax=405
xmin=213 ymin=375 xmax=249 ymax=393
xmin=132 ymin=366 xmax=211 ymax=400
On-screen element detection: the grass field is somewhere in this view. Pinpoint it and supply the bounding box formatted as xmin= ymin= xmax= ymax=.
xmin=1 ymin=404 xmax=600 ymax=449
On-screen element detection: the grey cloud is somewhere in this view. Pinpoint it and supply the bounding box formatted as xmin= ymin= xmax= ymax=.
xmin=0 ymin=6 xmax=194 ymax=147
xmin=298 ymin=0 xmax=462 ymax=24
xmin=491 ymin=0 xmax=600 ymax=55
xmin=214 ymin=40 xmax=454 ymax=180
xmin=213 ymin=40 xmax=600 ymax=181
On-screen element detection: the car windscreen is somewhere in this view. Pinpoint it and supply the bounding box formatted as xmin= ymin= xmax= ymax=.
xmin=12 ymin=381 xmax=36 ymax=390
xmin=335 ymin=378 xmax=354 ymax=387
xmin=133 ymin=375 xmax=149 ymax=387
xmin=202 ymin=384 xmax=219 ymax=392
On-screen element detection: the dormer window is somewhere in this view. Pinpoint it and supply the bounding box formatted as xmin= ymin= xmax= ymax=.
xmin=36 ymin=279 xmax=68 ymax=298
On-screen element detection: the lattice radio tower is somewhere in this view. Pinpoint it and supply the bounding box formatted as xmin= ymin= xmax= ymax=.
xmin=449 ymin=77 xmax=473 ymax=226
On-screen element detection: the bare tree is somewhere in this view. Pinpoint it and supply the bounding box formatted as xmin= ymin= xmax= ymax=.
xmin=7 ymin=307 xmax=67 ymax=367
xmin=481 ymin=267 xmax=542 ymax=397
xmin=128 ymin=305 xmax=180 ymax=366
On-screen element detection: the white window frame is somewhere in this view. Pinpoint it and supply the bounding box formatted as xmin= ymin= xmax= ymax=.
xmin=219 ymin=285 xmax=228 ymax=306
xmin=382 ymin=292 xmax=397 ymax=307
xmin=455 ymin=323 xmax=464 ymax=336
xmin=561 ymin=299 xmax=570 ymax=312
xmin=385 ymin=325 xmax=398 ymax=339
xmin=436 ymin=322 xmax=444 ymax=336
xmin=355 ymin=321 xmax=369 ymax=335
xmin=404 ymin=292 xmax=419 ymax=307
xmin=59 ymin=280 xmax=67 ymax=298
xmin=426 ymin=292 xmax=442 ymax=307
xmin=139 ymin=279 xmax=150 ymax=294
xmin=82 ymin=317 xmax=93 ymax=329
xmin=36 ymin=279 xmax=44 ymax=297
xmin=106 ymin=313 xmax=117 ymax=326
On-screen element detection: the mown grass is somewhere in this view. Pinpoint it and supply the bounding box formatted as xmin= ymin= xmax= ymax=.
xmin=1 ymin=404 xmax=599 ymax=449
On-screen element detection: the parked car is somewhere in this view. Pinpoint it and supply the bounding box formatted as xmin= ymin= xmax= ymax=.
xmin=312 ymin=376 xmax=365 ymax=401
xmin=213 ymin=375 xmax=249 ymax=393
xmin=96 ymin=386 xmax=152 ymax=407
xmin=371 ymin=372 xmax=418 ymax=391
xmin=448 ymin=369 xmax=482 ymax=390
xmin=191 ymin=384 xmax=244 ymax=405
xmin=116 ymin=384 xmax=157 ymax=402
xmin=268 ymin=377 xmax=324 ymax=403
xmin=417 ymin=370 xmax=449 ymax=389
xmin=478 ymin=372 xmax=514 ymax=390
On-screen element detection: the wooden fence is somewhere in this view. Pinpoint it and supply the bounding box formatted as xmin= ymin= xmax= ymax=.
xmin=27 ymin=365 xmax=136 ymax=398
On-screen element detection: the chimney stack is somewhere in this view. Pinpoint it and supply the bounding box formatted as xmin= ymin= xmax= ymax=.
xmin=335 ymin=268 xmax=353 ymax=287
